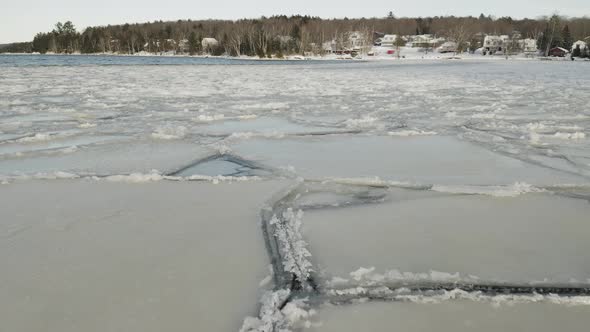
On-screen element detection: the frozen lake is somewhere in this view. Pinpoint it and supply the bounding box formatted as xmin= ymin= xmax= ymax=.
xmin=1 ymin=55 xmax=589 ymax=331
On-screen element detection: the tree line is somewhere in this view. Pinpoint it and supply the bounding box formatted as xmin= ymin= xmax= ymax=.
xmin=6 ymin=14 xmax=590 ymax=56
xmin=0 ymin=42 xmax=33 ymax=53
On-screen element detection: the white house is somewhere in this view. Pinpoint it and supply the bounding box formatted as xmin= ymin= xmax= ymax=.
xmin=483 ymin=35 xmax=510 ymax=54
xmin=411 ymin=34 xmax=433 ymax=47
xmin=380 ymin=34 xmax=398 ymax=47
xmin=519 ymin=38 xmax=538 ymax=53
xmin=348 ymin=31 xmax=368 ymax=51
xmin=178 ymin=39 xmax=189 ymax=52
xmin=407 ymin=35 xmax=445 ymax=48
xmin=437 ymin=41 xmax=457 ymax=53
xmin=572 ymin=40 xmax=587 ymax=52
xmin=201 ymin=38 xmax=219 ymax=52
xmin=322 ymin=40 xmax=336 ymax=53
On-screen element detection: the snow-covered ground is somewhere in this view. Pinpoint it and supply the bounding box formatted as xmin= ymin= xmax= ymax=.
xmin=1 ymin=55 xmax=589 ymax=331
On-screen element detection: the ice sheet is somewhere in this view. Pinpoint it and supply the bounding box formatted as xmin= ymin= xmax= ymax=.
xmin=0 ymin=134 xmax=128 ymax=156
xmin=0 ymin=180 xmax=287 ymax=332
xmin=233 ymin=135 xmax=587 ymax=185
xmin=302 ymin=190 xmax=590 ymax=283
xmin=0 ymin=140 xmax=210 ymax=176
xmin=197 ymin=116 xmax=336 ymax=136
xmin=306 ymin=300 xmax=590 ymax=332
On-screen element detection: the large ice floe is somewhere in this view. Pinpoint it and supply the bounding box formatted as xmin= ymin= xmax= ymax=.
xmin=305 ymin=300 xmax=590 ymax=332
xmin=1 ymin=56 xmax=590 ymax=331
xmin=0 ymin=180 xmax=289 ymax=332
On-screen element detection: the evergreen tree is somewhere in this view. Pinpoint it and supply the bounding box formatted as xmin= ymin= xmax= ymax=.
xmin=188 ymin=31 xmax=199 ymax=55
xmin=289 ymin=24 xmax=301 ymax=54
xmin=552 ymin=32 xmax=563 ymax=50
xmin=561 ymin=25 xmax=573 ymax=51
xmin=32 ymin=32 xmax=51 ymax=53
xmin=290 ymin=25 xmax=301 ymax=42
xmin=81 ymin=33 xmax=93 ymax=53
xmin=47 ymin=21 xmax=78 ymax=53
xmin=537 ymin=26 xmax=547 ymax=51
xmin=394 ymin=35 xmax=405 ymax=58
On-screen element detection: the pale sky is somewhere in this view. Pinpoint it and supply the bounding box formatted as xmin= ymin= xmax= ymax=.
xmin=1 ymin=0 xmax=589 ymax=43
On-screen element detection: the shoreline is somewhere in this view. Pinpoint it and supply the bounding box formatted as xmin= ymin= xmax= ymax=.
xmin=1 ymin=51 xmax=585 ymax=63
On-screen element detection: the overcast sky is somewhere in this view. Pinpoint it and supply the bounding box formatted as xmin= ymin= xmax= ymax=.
xmin=1 ymin=0 xmax=589 ymax=43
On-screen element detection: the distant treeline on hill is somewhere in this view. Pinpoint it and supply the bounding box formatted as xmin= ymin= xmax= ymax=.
xmin=0 ymin=42 xmax=33 ymax=53
xmin=4 ymin=14 xmax=590 ymax=57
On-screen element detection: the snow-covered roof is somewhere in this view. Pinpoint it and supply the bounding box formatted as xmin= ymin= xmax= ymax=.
xmin=414 ymin=35 xmax=432 ymax=41
xmin=201 ymin=38 xmax=219 ymax=48
xmin=551 ymin=47 xmax=569 ymax=52
xmin=572 ymin=40 xmax=587 ymax=50
xmin=439 ymin=41 xmax=457 ymax=47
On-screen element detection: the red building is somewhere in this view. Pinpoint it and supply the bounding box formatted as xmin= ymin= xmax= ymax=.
xmin=549 ymin=47 xmax=569 ymax=57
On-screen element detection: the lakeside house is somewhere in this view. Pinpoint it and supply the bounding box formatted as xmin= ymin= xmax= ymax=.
xmin=370 ymin=32 xmax=543 ymax=56
xmin=322 ymin=31 xmax=370 ymax=55
xmin=482 ymin=35 xmax=510 ymax=54
xmin=437 ymin=41 xmax=457 ymax=53
xmin=549 ymin=47 xmax=569 ymax=57
xmin=408 ymin=34 xmax=444 ymax=48
xmin=201 ymin=38 xmax=219 ymax=53
xmin=378 ymin=35 xmax=399 ymax=47
xmin=141 ymin=39 xmax=179 ymax=54
xmin=110 ymin=39 xmax=120 ymax=50
xmin=178 ymin=39 xmax=189 ymax=53
xmin=572 ymin=40 xmax=587 ymax=52
xmin=482 ymin=35 xmax=538 ymax=55
xmin=520 ymin=38 xmax=538 ymax=53
xmin=322 ymin=40 xmax=336 ymax=53
xmin=348 ymin=31 xmax=369 ymax=51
